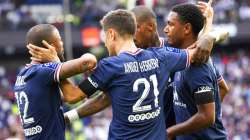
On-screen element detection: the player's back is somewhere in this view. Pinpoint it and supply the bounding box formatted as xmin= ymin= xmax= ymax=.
xmin=14 ymin=63 xmax=65 ymax=140
xmin=173 ymin=59 xmax=227 ymax=140
xmin=89 ymin=47 xmax=189 ymax=140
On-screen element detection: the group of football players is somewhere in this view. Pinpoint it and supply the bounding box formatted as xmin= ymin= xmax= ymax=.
xmin=14 ymin=0 xmax=229 ymax=140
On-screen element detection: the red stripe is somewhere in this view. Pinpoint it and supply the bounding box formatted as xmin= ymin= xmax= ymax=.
xmin=54 ymin=64 xmax=62 ymax=82
xmin=217 ymin=76 xmax=223 ymax=82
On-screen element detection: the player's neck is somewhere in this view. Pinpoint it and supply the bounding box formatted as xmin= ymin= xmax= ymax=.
xmin=117 ymin=39 xmax=138 ymax=55
xmin=181 ymin=36 xmax=198 ymax=49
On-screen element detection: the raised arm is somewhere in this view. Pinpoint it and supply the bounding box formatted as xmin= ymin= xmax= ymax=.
xmin=27 ymin=41 xmax=97 ymax=103
xmin=64 ymin=92 xmax=111 ymax=124
xmin=58 ymin=53 xmax=96 ymax=80
xmin=198 ymin=0 xmax=214 ymax=37
xmin=197 ymin=0 xmax=229 ymax=43
xmin=187 ymin=0 xmax=228 ymax=64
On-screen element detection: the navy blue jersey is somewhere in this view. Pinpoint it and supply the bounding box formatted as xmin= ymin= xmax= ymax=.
xmin=88 ymin=47 xmax=190 ymax=140
xmin=172 ymin=59 xmax=227 ymax=140
xmin=160 ymin=37 xmax=177 ymax=129
xmin=14 ymin=62 xmax=65 ymax=140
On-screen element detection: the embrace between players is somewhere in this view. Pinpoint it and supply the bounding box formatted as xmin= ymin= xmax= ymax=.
xmin=14 ymin=1 xmax=230 ymax=140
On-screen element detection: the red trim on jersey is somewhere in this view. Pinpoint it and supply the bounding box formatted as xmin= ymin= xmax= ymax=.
xmin=159 ymin=37 xmax=165 ymax=48
xmin=25 ymin=64 xmax=33 ymax=69
xmin=54 ymin=64 xmax=62 ymax=82
xmin=217 ymin=76 xmax=223 ymax=83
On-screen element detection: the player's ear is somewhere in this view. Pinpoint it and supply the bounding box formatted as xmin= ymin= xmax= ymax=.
xmin=110 ymin=29 xmax=117 ymax=41
xmin=184 ymin=23 xmax=192 ymax=35
xmin=107 ymin=29 xmax=115 ymax=41
xmin=145 ymin=21 xmax=155 ymax=32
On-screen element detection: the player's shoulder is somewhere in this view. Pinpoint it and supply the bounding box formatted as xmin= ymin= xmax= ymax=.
xmin=24 ymin=62 xmax=60 ymax=76
xmin=185 ymin=59 xmax=216 ymax=79
xmin=99 ymin=56 xmax=123 ymax=65
xmin=97 ymin=56 xmax=125 ymax=72
xmin=17 ymin=64 xmax=40 ymax=76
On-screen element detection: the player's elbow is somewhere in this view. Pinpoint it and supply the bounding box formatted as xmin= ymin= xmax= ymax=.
xmin=81 ymin=53 xmax=97 ymax=70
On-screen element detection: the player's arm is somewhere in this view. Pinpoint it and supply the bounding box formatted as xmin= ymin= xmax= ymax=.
xmin=60 ymin=79 xmax=87 ymax=104
xmin=187 ymin=30 xmax=228 ymax=65
xmin=55 ymin=53 xmax=97 ymax=103
xmin=58 ymin=53 xmax=97 ymax=80
xmin=27 ymin=41 xmax=98 ymax=103
xmin=64 ymin=59 xmax=114 ymax=123
xmin=64 ymin=92 xmax=111 ymax=124
xmin=167 ymin=103 xmax=215 ymax=139
xmin=197 ymin=0 xmax=229 ymax=43
xmin=197 ymin=0 xmax=214 ymax=37
xmin=27 ymin=40 xmax=97 ymax=79
xmin=215 ymin=68 xmax=229 ymax=102
xmin=167 ymin=66 xmax=216 ymax=139
xmin=218 ymin=78 xmax=229 ymax=102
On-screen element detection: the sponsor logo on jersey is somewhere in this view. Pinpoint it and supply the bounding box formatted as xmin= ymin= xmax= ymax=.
xmin=173 ymin=84 xmax=187 ymax=108
xmin=128 ymin=107 xmax=161 ymax=122
xmin=195 ymin=86 xmax=212 ymax=94
xmin=88 ymin=77 xmax=98 ymax=88
xmin=24 ymin=125 xmax=43 ymax=136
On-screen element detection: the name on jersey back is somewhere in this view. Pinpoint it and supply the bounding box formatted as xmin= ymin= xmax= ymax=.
xmin=124 ymin=58 xmax=159 ymax=73
xmin=15 ymin=76 xmax=26 ymax=86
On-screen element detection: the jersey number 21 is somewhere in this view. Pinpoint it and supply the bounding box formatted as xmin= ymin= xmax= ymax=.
xmin=133 ymin=74 xmax=159 ymax=113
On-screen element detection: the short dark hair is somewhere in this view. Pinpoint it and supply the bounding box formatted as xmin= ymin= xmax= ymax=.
xmin=26 ymin=24 xmax=57 ymax=48
xmin=101 ymin=9 xmax=136 ymax=36
xmin=172 ymin=3 xmax=205 ymax=36
xmin=131 ymin=6 xmax=156 ymax=23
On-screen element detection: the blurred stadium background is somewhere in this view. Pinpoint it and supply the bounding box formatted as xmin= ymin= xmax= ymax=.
xmin=0 ymin=0 xmax=250 ymax=140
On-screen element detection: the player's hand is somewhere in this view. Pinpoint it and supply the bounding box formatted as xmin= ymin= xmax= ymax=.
xmin=197 ymin=0 xmax=214 ymax=36
xmin=197 ymin=0 xmax=214 ymax=19
xmin=188 ymin=35 xmax=214 ymax=64
xmin=27 ymin=40 xmax=60 ymax=63
xmin=80 ymin=53 xmax=97 ymax=72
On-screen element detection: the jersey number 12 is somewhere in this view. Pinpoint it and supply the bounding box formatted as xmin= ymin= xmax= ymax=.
xmin=15 ymin=91 xmax=35 ymax=125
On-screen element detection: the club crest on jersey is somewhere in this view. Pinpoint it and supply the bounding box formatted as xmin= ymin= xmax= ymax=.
xmin=42 ymin=63 xmax=58 ymax=69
